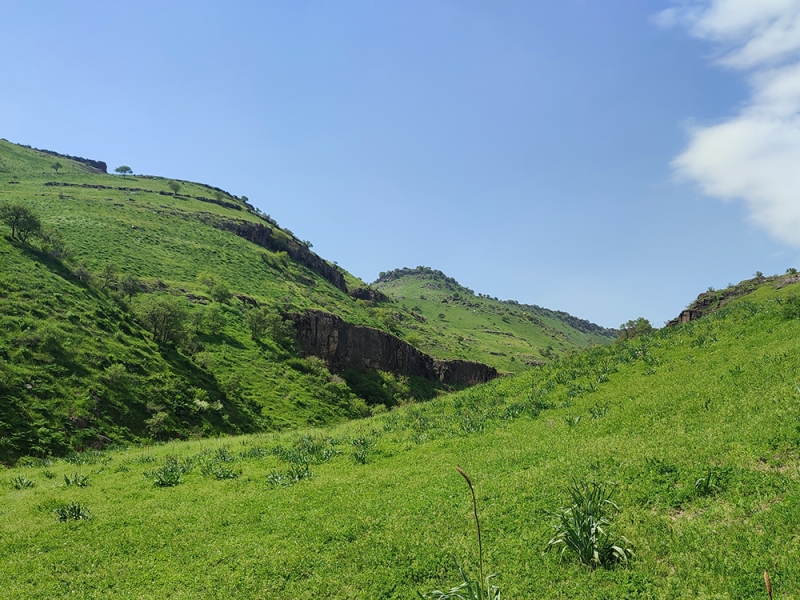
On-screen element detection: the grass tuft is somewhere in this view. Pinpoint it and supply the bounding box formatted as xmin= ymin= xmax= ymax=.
xmin=54 ymin=501 xmax=91 ymax=521
xmin=547 ymin=480 xmax=632 ymax=569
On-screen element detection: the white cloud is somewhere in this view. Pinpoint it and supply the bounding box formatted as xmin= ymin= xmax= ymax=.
xmin=659 ymin=0 xmax=800 ymax=246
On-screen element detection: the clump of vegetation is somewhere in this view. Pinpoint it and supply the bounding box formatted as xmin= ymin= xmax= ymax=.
xmin=63 ymin=473 xmax=90 ymax=487
xmin=546 ymin=480 xmax=632 ymax=569
xmin=350 ymin=436 xmax=374 ymax=464
xmin=54 ymin=501 xmax=91 ymax=521
xmin=148 ymin=456 xmax=193 ymax=487
xmin=134 ymin=294 xmax=189 ymax=345
xmin=694 ymin=467 xmax=725 ymax=497
xmin=9 ymin=475 xmax=35 ymax=490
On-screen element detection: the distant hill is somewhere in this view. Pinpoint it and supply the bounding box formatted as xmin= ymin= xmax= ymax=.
xmin=373 ymin=266 xmax=616 ymax=373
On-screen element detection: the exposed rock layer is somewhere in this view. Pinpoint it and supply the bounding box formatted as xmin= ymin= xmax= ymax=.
xmin=293 ymin=310 xmax=498 ymax=386
xmin=667 ymin=274 xmax=800 ymax=326
xmin=213 ymin=219 xmax=347 ymax=292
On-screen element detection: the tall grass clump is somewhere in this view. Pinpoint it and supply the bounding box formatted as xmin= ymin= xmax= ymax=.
xmin=547 ymin=480 xmax=632 ymax=569
xmin=9 ymin=475 xmax=35 ymax=489
xmin=147 ymin=456 xmax=192 ymax=487
xmin=54 ymin=501 xmax=91 ymax=521
xmin=419 ymin=467 xmax=499 ymax=600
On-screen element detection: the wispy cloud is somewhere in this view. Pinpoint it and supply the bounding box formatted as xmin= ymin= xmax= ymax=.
xmin=658 ymin=0 xmax=800 ymax=246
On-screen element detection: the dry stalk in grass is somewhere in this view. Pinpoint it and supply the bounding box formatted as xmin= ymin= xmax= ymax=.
xmin=764 ymin=570 xmax=772 ymax=600
xmin=455 ymin=466 xmax=484 ymax=588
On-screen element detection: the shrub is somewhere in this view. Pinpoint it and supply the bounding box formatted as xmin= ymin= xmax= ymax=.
xmin=204 ymin=305 xmax=227 ymax=335
xmin=210 ymin=283 xmax=232 ymax=304
xmin=782 ymin=295 xmax=800 ymax=319
xmin=547 ymin=480 xmax=632 ymax=569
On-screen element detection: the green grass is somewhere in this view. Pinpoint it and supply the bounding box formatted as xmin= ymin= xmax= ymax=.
xmin=1 ymin=284 xmax=799 ymax=597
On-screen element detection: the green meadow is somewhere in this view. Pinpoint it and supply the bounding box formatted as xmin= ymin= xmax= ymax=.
xmin=3 ymin=283 xmax=800 ymax=598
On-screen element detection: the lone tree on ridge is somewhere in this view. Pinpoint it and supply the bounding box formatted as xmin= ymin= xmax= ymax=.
xmin=115 ymin=165 xmax=133 ymax=177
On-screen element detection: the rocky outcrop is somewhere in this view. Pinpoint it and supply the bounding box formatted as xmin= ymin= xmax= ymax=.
xmin=29 ymin=145 xmax=107 ymax=173
xmin=212 ymin=219 xmax=347 ymax=292
xmin=666 ymin=274 xmax=794 ymax=326
xmin=293 ymin=310 xmax=498 ymax=386
xmin=432 ymin=359 xmax=498 ymax=386
xmin=350 ymin=287 xmax=390 ymax=303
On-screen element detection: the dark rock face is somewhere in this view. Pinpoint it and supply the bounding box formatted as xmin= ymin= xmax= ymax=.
xmin=293 ymin=310 xmax=498 ymax=386
xmin=433 ymin=359 xmax=498 ymax=386
xmin=350 ymin=287 xmax=390 ymax=303
xmin=30 ymin=145 xmax=108 ymax=173
xmin=212 ymin=219 xmax=347 ymax=292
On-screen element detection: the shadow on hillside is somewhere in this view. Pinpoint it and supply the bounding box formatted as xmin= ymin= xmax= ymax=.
xmin=157 ymin=344 xmax=257 ymax=434
xmin=198 ymin=331 xmax=246 ymax=349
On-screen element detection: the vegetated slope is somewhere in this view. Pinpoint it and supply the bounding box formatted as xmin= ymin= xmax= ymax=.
xmin=373 ymin=266 xmax=616 ymax=373
xmin=0 ymin=140 xmax=602 ymax=461
xmin=4 ymin=279 xmax=800 ymax=598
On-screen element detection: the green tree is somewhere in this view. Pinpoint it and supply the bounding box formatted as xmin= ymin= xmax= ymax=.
xmin=0 ymin=203 xmax=42 ymax=242
xmin=168 ymin=181 xmax=181 ymax=194
xmin=120 ymin=275 xmax=141 ymax=301
xmin=114 ymin=165 xmax=133 ymax=177
xmin=617 ymin=317 xmax=654 ymax=341
xmin=245 ymin=307 xmax=269 ymax=341
xmin=51 ymin=161 xmax=63 ymax=174
xmin=210 ymin=283 xmax=232 ymax=304
xmin=100 ymin=263 xmax=117 ymax=290
xmin=39 ymin=228 xmax=70 ymax=260
xmin=205 ymin=305 xmax=227 ymax=336
xmin=134 ymin=295 xmax=189 ymax=345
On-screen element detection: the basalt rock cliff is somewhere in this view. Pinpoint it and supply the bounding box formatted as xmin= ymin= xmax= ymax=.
xmin=292 ymin=310 xmax=498 ymax=386
xmin=208 ymin=218 xmax=347 ymax=292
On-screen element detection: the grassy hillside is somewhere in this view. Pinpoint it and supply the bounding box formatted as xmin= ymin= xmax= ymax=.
xmin=0 ymin=140 xmax=611 ymax=461
xmin=2 ymin=280 xmax=800 ymax=598
xmin=373 ymin=266 xmax=616 ymax=373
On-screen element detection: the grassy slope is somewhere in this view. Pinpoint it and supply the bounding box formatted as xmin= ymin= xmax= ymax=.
xmin=0 ymin=141 xmax=384 ymax=458
xmin=374 ymin=268 xmax=616 ymax=373
xmin=3 ymin=282 xmax=800 ymax=598
xmin=0 ymin=140 xmax=615 ymax=459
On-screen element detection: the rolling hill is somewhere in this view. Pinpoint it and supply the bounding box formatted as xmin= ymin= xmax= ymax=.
xmin=0 ymin=139 xmax=613 ymax=462
xmin=373 ymin=266 xmax=616 ymax=373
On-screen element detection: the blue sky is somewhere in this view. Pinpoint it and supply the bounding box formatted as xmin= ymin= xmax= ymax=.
xmin=3 ymin=1 xmax=799 ymax=328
